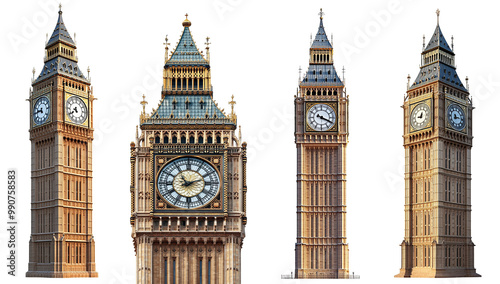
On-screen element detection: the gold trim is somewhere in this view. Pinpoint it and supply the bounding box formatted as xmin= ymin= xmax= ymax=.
xmin=304 ymin=101 xmax=338 ymax=133
xmin=409 ymin=98 xmax=433 ymax=133
xmin=154 ymin=155 xmax=223 ymax=210
xmin=64 ymin=92 xmax=89 ymax=126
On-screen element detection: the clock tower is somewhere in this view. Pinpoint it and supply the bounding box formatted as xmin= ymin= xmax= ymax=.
xmin=294 ymin=10 xmax=349 ymax=279
xmin=27 ymin=7 xmax=97 ymax=278
xmin=395 ymin=10 xmax=480 ymax=278
xmin=130 ymin=15 xmax=247 ymax=284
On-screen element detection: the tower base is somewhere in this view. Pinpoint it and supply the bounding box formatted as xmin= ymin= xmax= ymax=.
xmin=395 ymin=268 xmax=480 ymax=278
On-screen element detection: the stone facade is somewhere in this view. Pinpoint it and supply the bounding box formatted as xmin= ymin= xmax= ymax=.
xmin=130 ymin=15 xmax=247 ymax=284
xmin=294 ymin=11 xmax=349 ymax=279
xmin=395 ymin=11 xmax=480 ymax=278
xmin=26 ymin=7 xmax=97 ymax=278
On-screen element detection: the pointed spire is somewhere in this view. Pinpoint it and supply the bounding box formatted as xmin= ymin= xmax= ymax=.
xmin=311 ymin=9 xmax=332 ymax=49
xmin=165 ymin=14 xmax=208 ymax=66
xmin=46 ymin=4 xmax=75 ymax=47
xmin=436 ymin=9 xmax=440 ymax=25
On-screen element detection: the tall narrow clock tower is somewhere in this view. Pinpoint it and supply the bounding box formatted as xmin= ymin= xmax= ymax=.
xmin=130 ymin=15 xmax=247 ymax=284
xmin=27 ymin=7 xmax=97 ymax=278
xmin=294 ymin=10 xmax=349 ymax=279
xmin=396 ymin=10 xmax=480 ymax=278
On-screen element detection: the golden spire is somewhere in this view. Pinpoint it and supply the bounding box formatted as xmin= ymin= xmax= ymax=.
xmin=205 ymin=37 xmax=211 ymax=62
xmin=140 ymin=94 xmax=148 ymax=123
xmin=229 ymin=95 xmax=237 ymax=122
xmin=164 ymin=35 xmax=170 ymax=63
xmin=183 ymin=13 xmax=191 ymax=27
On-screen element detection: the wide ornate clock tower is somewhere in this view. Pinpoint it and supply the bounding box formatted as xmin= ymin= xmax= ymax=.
xmin=27 ymin=7 xmax=97 ymax=278
xmin=395 ymin=10 xmax=480 ymax=278
xmin=294 ymin=10 xmax=349 ymax=279
xmin=130 ymin=15 xmax=247 ymax=284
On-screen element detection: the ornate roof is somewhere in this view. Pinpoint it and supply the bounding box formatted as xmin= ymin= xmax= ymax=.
xmin=46 ymin=10 xmax=75 ymax=48
xmin=142 ymin=95 xmax=234 ymax=126
xmin=34 ymin=9 xmax=87 ymax=84
xmin=423 ymin=25 xmax=453 ymax=54
xmin=301 ymin=64 xmax=343 ymax=87
xmin=409 ymin=14 xmax=466 ymax=92
xmin=165 ymin=19 xmax=208 ymax=67
xmin=410 ymin=61 xmax=466 ymax=91
xmin=34 ymin=57 xmax=87 ymax=84
xmin=311 ymin=18 xmax=332 ymax=49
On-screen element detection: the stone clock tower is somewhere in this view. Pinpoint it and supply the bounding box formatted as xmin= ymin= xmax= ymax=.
xmin=395 ymin=10 xmax=480 ymax=278
xmin=130 ymin=15 xmax=247 ymax=284
xmin=27 ymin=7 xmax=98 ymax=278
xmin=294 ymin=10 xmax=349 ymax=279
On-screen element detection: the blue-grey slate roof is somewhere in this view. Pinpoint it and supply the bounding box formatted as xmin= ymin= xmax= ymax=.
xmin=143 ymin=95 xmax=234 ymax=126
xmin=423 ymin=25 xmax=453 ymax=54
xmin=410 ymin=24 xmax=466 ymax=91
xmin=311 ymin=18 xmax=332 ymax=49
xmin=34 ymin=57 xmax=87 ymax=84
xmin=166 ymin=27 xmax=208 ymax=67
xmin=301 ymin=65 xmax=343 ymax=87
xmin=46 ymin=11 xmax=75 ymax=47
xmin=409 ymin=62 xmax=466 ymax=91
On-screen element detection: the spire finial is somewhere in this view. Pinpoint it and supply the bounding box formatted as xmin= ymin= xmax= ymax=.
xmin=87 ymin=66 xmax=91 ymax=82
xmin=422 ymin=34 xmax=425 ymax=50
xmin=451 ymin=35 xmax=454 ymax=51
xmin=32 ymin=67 xmax=36 ymax=82
xmin=436 ymin=9 xmax=440 ymax=25
xmin=407 ymin=74 xmax=411 ymax=90
xmin=59 ymin=3 xmax=62 ymax=13
xmin=298 ymin=66 xmax=302 ymax=85
xmin=164 ymin=35 xmax=170 ymax=63
xmin=182 ymin=13 xmax=191 ymax=27
xmin=229 ymin=95 xmax=236 ymax=122
xmin=466 ymin=76 xmax=469 ymax=90
xmin=319 ymin=8 xmax=324 ymax=20
xmin=342 ymin=66 xmax=345 ymax=82
xmin=140 ymin=94 xmax=148 ymax=114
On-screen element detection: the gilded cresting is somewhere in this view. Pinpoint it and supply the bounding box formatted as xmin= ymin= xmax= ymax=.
xmin=130 ymin=15 xmax=247 ymax=284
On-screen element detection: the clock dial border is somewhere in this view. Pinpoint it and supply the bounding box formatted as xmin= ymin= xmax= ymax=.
xmin=409 ymin=99 xmax=432 ymax=133
xmin=64 ymin=92 xmax=89 ymax=126
xmin=153 ymin=154 xmax=226 ymax=213
xmin=445 ymin=99 xmax=467 ymax=133
xmin=32 ymin=94 xmax=51 ymax=127
xmin=304 ymin=101 xmax=338 ymax=133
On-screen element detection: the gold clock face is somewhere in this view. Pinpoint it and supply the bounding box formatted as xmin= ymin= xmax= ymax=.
xmin=172 ymin=170 xmax=205 ymax=197
xmin=157 ymin=157 xmax=220 ymax=209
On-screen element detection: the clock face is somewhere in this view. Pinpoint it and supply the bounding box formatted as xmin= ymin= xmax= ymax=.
xmin=307 ymin=103 xmax=336 ymax=131
xmin=66 ymin=96 xmax=88 ymax=124
xmin=447 ymin=104 xmax=466 ymax=131
xmin=157 ymin=157 xmax=220 ymax=209
xmin=33 ymin=96 xmax=50 ymax=125
xmin=410 ymin=102 xmax=431 ymax=130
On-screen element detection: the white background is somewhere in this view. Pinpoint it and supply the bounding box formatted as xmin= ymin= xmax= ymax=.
xmin=1 ymin=0 xmax=499 ymax=283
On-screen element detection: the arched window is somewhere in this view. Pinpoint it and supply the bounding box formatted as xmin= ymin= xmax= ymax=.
xmin=172 ymin=136 xmax=178 ymax=143
xmin=199 ymin=79 xmax=204 ymax=89
xmin=189 ymin=136 xmax=195 ymax=143
xmin=182 ymin=78 xmax=187 ymax=90
xmin=198 ymin=136 xmax=203 ymax=143
xmin=181 ymin=136 xmax=186 ymax=143
xmin=207 ymin=136 xmax=213 ymax=143
xmin=155 ymin=136 xmax=160 ymax=143
xmin=216 ymin=136 xmax=221 ymax=143
xmin=163 ymin=136 xmax=169 ymax=143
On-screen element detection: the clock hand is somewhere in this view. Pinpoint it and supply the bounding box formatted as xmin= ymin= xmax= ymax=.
xmin=418 ymin=112 xmax=423 ymax=119
xmin=454 ymin=114 xmax=459 ymax=120
xmin=316 ymin=114 xmax=333 ymax=124
xmin=73 ymin=107 xmax=78 ymax=113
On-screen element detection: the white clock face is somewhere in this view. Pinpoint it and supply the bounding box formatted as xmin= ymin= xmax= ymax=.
xmin=66 ymin=96 xmax=88 ymax=124
xmin=410 ymin=102 xmax=431 ymax=130
xmin=33 ymin=96 xmax=50 ymax=125
xmin=307 ymin=103 xmax=336 ymax=131
xmin=157 ymin=157 xmax=220 ymax=209
xmin=447 ymin=104 xmax=466 ymax=131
